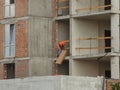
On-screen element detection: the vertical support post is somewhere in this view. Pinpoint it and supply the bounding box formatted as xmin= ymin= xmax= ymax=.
xmin=111 ymin=0 xmax=120 ymax=79
xmin=111 ymin=57 xmax=120 ymax=79
xmin=111 ymin=14 xmax=120 ymax=52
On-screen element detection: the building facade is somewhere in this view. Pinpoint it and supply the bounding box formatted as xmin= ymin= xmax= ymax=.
xmin=0 ymin=0 xmax=52 ymax=79
xmin=53 ymin=0 xmax=120 ymax=79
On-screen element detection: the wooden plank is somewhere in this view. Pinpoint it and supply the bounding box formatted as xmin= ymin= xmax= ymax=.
xmin=56 ymin=50 xmax=67 ymax=64
xmin=76 ymin=4 xmax=112 ymax=12
xmin=92 ymin=4 xmax=112 ymax=10
xmin=57 ymin=6 xmax=69 ymax=10
xmin=77 ymin=37 xmax=113 ymax=40
xmin=76 ymin=47 xmax=112 ymax=50
xmin=76 ymin=7 xmax=91 ymax=12
xmin=57 ymin=0 xmax=69 ymax=2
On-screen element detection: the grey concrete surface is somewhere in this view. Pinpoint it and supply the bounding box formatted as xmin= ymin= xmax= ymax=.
xmin=28 ymin=17 xmax=53 ymax=76
xmin=29 ymin=0 xmax=52 ymax=17
xmin=0 ymin=76 xmax=104 ymax=90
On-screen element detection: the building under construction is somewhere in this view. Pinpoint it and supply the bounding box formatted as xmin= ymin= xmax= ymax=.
xmin=0 ymin=0 xmax=52 ymax=79
xmin=0 ymin=0 xmax=120 ymax=80
xmin=53 ymin=0 xmax=120 ymax=79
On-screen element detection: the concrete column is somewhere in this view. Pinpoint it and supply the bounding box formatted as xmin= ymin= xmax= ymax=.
xmin=110 ymin=0 xmax=120 ymax=79
xmin=111 ymin=14 xmax=120 ymax=78
xmin=111 ymin=57 xmax=120 ymax=79
xmin=111 ymin=0 xmax=119 ymax=10
xmin=111 ymin=14 xmax=120 ymax=52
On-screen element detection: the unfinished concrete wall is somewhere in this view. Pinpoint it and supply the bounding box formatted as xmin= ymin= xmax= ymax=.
xmin=29 ymin=17 xmax=52 ymax=76
xmin=0 ymin=76 xmax=104 ymax=90
xmin=29 ymin=0 xmax=52 ymax=17
xmin=71 ymin=60 xmax=110 ymax=77
xmin=29 ymin=17 xmax=52 ymax=58
xmin=71 ymin=0 xmax=99 ymax=14
xmin=57 ymin=20 xmax=69 ymax=42
xmin=29 ymin=57 xmax=52 ymax=76
xmin=71 ymin=60 xmax=99 ymax=77
xmin=72 ymin=18 xmax=99 ymax=56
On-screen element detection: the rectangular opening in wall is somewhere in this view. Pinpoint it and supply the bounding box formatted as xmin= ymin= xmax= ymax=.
xmin=4 ymin=63 xmax=15 ymax=79
xmin=57 ymin=20 xmax=70 ymax=56
xmin=104 ymin=30 xmax=111 ymax=53
xmin=57 ymin=0 xmax=69 ymax=16
xmin=10 ymin=0 xmax=14 ymax=4
xmin=5 ymin=24 xmax=15 ymax=57
xmin=105 ymin=70 xmax=111 ymax=78
xmin=104 ymin=0 xmax=111 ymax=10
xmin=4 ymin=0 xmax=15 ymax=17
xmin=57 ymin=60 xmax=69 ymax=75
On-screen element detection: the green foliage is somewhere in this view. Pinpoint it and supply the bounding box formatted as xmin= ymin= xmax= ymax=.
xmin=111 ymin=82 xmax=120 ymax=90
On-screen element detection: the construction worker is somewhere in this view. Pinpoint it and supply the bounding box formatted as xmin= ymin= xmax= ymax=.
xmin=57 ymin=41 xmax=65 ymax=57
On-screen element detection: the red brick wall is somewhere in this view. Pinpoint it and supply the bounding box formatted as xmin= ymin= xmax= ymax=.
xmin=0 ymin=63 xmax=4 ymax=79
xmin=15 ymin=60 xmax=29 ymax=78
xmin=0 ymin=24 xmax=4 ymax=60
xmin=15 ymin=0 xmax=28 ymax=17
xmin=15 ymin=20 xmax=28 ymax=58
xmin=0 ymin=0 xmax=4 ymax=20
xmin=106 ymin=79 xmax=120 ymax=90
xmin=0 ymin=0 xmax=28 ymax=19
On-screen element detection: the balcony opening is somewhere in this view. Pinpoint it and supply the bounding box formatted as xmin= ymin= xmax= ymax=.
xmin=57 ymin=0 xmax=69 ymax=16
xmin=57 ymin=20 xmax=70 ymax=56
xmin=104 ymin=0 xmax=111 ymax=10
xmin=105 ymin=70 xmax=111 ymax=79
xmin=104 ymin=30 xmax=111 ymax=53
xmin=4 ymin=63 xmax=15 ymax=79
xmin=57 ymin=60 xmax=69 ymax=75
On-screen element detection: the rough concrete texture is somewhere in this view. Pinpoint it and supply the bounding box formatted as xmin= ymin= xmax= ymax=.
xmin=0 ymin=76 xmax=104 ymax=90
xmin=28 ymin=17 xmax=52 ymax=76
xmin=29 ymin=57 xmax=52 ymax=76
xmin=29 ymin=0 xmax=52 ymax=17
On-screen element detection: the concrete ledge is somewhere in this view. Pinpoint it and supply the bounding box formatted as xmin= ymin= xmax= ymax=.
xmin=0 ymin=76 xmax=104 ymax=90
xmin=0 ymin=57 xmax=30 ymax=64
xmin=55 ymin=15 xmax=70 ymax=20
xmin=72 ymin=10 xmax=120 ymax=18
xmin=72 ymin=53 xmax=112 ymax=60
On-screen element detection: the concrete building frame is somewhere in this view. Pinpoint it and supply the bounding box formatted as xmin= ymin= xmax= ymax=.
xmin=53 ymin=0 xmax=120 ymax=79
